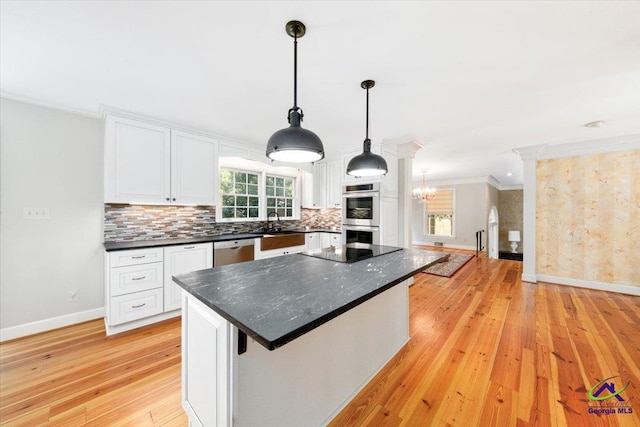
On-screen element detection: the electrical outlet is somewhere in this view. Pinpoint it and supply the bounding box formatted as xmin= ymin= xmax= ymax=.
xmin=23 ymin=208 xmax=50 ymax=219
xmin=69 ymin=290 xmax=78 ymax=302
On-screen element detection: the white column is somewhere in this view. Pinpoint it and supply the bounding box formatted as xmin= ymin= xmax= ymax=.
xmin=397 ymin=142 xmax=423 ymax=248
xmin=513 ymin=144 xmax=546 ymax=283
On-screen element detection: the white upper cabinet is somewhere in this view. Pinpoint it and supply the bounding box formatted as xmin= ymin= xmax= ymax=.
xmin=312 ymin=162 xmax=327 ymax=208
xmin=105 ymin=116 xmax=217 ymax=205
xmin=303 ymin=160 xmax=342 ymax=209
xmin=326 ymin=160 xmax=342 ymax=208
xmin=105 ymin=116 xmax=171 ymax=204
xmin=171 ymin=130 xmax=217 ymax=206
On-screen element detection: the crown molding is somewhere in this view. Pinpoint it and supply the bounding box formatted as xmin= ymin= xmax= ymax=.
xmin=1 ymin=92 xmax=102 ymax=119
xmin=514 ymin=133 xmax=640 ymax=161
xmin=397 ymin=140 xmax=424 ymax=159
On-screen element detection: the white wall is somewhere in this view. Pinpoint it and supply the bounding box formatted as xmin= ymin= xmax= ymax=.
xmin=1 ymin=98 xmax=104 ymax=340
xmin=412 ymin=182 xmax=496 ymax=250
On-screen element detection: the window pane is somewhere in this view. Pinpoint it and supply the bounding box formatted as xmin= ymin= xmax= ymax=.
xmin=235 ymin=208 xmax=247 ymax=218
xmin=222 ymin=207 xmax=234 ymax=218
xmin=247 ymin=184 xmax=258 ymax=195
xmin=286 ymin=208 xmax=292 ymax=217
xmin=266 ymin=176 xmax=274 ymax=186
xmin=275 ymin=187 xmax=284 ymax=197
xmin=277 ymin=208 xmax=285 ymax=217
xmin=267 ymin=198 xmax=275 ymax=207
xmin=235 ymin=183 xmax=246 ymax=194
xmin=221 ymin=181 xmax=234 ymax=194
xmin=249 ymin=208 xmax=259 ymax=217
xmin=221 ymin=169 xmax=233 ymax=182
xmin=235 ymin=172 xmax=247 ymax=183
xmin=236 ymin=196 xmax=248 ymax=207
xmin=275 ymin=177 xmax=284 ymax=187
xmin=248 ymin=173 xmax=258 ymax=185
xmin=285 ymin=187 xmax=293 ymax=197
xmin=249 ymin=197 xmax=259 ymax=207
xmin=277 ymin=198 xmax=285 ymax=208
xmin=266 ymin=187 xmax=275 ymax=196
xmin=286 ymin=199 xmax=292 ymax=207
xmin=222 ymin=195 xmax=234 ymax=206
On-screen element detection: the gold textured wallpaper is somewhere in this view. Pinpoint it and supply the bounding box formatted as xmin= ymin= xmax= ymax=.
xmin=536 ymin=149 xmax=640 ymax=286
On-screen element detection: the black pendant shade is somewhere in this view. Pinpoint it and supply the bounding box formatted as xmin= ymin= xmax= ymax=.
xmin=266 ymin=21 xmax=324 ymax=163
xmin=346 ymin=80 xmax=388 ymax=177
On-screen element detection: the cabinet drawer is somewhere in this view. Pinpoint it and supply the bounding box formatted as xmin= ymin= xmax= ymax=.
xmin=110 ymin=262 xmax=163 ymax=297
xmin=330 ymin=234 xmax=341 ymax=243
xmin=109 ymin=288 xmax=164 ymax=325
xmin=109 ymin=247 xmax=163 ymax=267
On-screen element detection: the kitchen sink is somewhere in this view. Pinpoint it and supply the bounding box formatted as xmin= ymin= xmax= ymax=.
xmin=261 ymin=230 xmax=301 ymax=235
xmin=260 ymin=233 xmax=306 ymax=251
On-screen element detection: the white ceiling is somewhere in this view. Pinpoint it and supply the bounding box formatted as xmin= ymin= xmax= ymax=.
xmin=2 ymin=1 xmax=640 ymax=187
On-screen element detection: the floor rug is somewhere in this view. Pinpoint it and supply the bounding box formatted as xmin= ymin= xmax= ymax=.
xmin=422 ymin=252 xmax=474 ymax=277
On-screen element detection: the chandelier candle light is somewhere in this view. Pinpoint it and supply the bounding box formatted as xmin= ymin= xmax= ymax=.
xmin=413 ymin=170 xmax=436 ymax=200
xmin=346 ymin=80 xmax=388 ymax=177
xmin=266 ymin=20 xmax=325 ymax=163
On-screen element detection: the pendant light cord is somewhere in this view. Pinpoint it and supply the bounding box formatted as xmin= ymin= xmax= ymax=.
xmin=293 ymin=32 xmax=298 ymax=110
xmin=365 ymin=86 xmax=369 ymax=141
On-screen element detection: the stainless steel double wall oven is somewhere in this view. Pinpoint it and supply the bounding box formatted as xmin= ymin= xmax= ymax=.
xmin=342 ymin=183 xmax=380 ymax=245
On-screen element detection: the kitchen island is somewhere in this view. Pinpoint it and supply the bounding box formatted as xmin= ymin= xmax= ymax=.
xmin=173 ymin=245 xmax=447 ymax=427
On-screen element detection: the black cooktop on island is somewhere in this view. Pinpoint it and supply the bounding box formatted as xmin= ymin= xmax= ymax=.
xmin=299 ymin=243 xmax=403 ymax=263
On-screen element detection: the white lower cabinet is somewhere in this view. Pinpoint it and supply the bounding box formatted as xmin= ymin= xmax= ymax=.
xmin=110 ymin=288 xmax=164 ymax=325
xmin=163 ymin=243 xmax=213 ymax=311
xmin=305 ymin=233 xmax=320 ymax=250
xmin=105 ymin=242 xmax=213 ymax=335
xmin=182 ymin=293 xmax=232 ymax=427
xmin=320 ymin=232 xmax=341 ymax=248
xmin=256 ymin=245 xmax=307 ymax=259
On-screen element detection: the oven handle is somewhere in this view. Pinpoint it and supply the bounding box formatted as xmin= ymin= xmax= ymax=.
xmin=342 ymin=192 xmax=379 ymax=198
xmin=342 ymin=225 xmax=380 ymax=232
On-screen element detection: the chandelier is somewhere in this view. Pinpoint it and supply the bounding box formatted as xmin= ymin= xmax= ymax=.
xmin=413 ymin=170 xmax=436 ymax=200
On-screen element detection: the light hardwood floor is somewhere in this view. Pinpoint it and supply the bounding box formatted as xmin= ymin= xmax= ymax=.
xmin=1 ymin=248 xmax=639 ymax=426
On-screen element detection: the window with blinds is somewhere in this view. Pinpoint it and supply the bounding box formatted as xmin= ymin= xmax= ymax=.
xmin=424 ymin=189 xmax=454 ymax=236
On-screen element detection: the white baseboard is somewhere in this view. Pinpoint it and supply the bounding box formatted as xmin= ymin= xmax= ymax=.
xmin=521 ymin=273 xmax=538 ymax=283
xmin=0 ymin=307 xmax=105 ymax=342
xmin=536 ymin=274 xmax=640 ymax=296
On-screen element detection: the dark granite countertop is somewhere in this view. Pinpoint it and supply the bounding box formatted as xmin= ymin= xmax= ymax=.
xmin=103 ymin=228 xmax=341 ymax=252
xmin=173 ymin=247 xmax=448 ymax=351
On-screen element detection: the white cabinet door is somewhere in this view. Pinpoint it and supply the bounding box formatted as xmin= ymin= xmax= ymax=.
xmin=171 ymin=131 xmax=217 ymax=206
xmin=164 ymin=243 xmax=213 ymax=312
xmin=312 ymin=162 xmax=327 ymax=208
xmin=326 ymin=161 xmax=342 ymax=208
xmin=300 ymin=170 xmax=315 ymax=208
xmin=105 ymin=116 xmax=171 ymax=204
xmin=305 ymin=233 xmax=320 ymax=250
xmin=320 ymin=232 xmax=342 ymax=248
xmin=183 ymin=293 xmax=232 ymax=427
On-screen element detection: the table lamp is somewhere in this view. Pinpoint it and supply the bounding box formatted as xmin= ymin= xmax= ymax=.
xmin=508 ymin=230 xmax=521 ymax=253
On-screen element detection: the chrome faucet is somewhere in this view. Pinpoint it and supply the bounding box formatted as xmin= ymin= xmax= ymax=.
xmin=266 ymin=211 xmax=280 ymax=231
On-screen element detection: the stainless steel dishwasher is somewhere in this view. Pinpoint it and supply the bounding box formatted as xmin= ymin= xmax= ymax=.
xmin=214 ymin=239 xmax=255 ymax=267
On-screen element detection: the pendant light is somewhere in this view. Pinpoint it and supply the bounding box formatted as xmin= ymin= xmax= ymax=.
xmin=266 ymin=20 xmax=324 ymax=163
xmin=346 ymin=80 xmax=388 ymax=177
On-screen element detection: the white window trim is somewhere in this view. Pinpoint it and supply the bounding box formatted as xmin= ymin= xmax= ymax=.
xmin=217 ymin=157 xmax=300 ymax=223
xmin=423 ymin=188 xmax=456 ymax=238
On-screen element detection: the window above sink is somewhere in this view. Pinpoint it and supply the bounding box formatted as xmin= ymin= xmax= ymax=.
xmin=217 ymin=157 xmax=301 ymax=223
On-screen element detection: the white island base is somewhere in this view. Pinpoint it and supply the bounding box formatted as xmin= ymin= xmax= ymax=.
xmin=181 ymin=280 xmax=410 ymax=427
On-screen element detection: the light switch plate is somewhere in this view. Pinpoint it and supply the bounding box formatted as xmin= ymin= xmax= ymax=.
xmin=23 ymin=208 xmax=50 ymax=219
